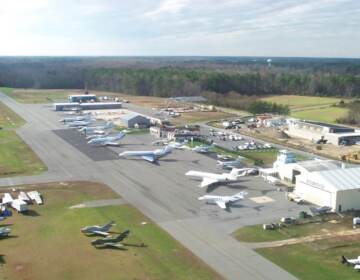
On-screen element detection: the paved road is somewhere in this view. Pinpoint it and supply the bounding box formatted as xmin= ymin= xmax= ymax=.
xmin=0 ymin=92 xmax=299 ymax=280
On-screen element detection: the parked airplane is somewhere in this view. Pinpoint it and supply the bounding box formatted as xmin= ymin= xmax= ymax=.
xmin=60 ymin=115 xmax=91 ymax=123
xmin=119 ymin=145 xmax=174 ymax=163
xmin=88 ymin=132 xmax=127 ymax=146
xmin=91 ymin=230 xmax=130 ymax=248
xmin=185 ymin=168 xmax=253 ymax=188
xmin=2 ymin=193 xmax=13 ymax=204
xmin=198 ymin=191 xmax=248 ymax=209
xmin=79 ymin=121 xmax=113 ymax=135
xmin=217 ymin=158 xmax=243 ymax=170
xmin=67 ymin=120 xmax=92 ymax=128
xmin=27 ymin=191 xmax=43 ymax=205
xmin=0 ymin=227 xmax=11 ymax=237
xmin=341 ymin=256 xmax=360 ymax=270
xmin=192 ymin=144 xmax=214 ymax=153
xmin=81 ymin=221 xmax=115 ymax=236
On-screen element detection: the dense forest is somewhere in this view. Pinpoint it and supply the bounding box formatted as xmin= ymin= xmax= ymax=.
xmin=1 ymin=57 xmax=360 ymax=112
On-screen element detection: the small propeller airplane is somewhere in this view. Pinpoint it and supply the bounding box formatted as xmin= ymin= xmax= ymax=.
xmin=198 ymin=191 xmax=248 ymax=210
xmin=81 ymin=221 xmax=115 ymax=236
xmin=185 ymin=168 xmax=254 ymax=188
xmin=91 ymin=230 xmax=130 ymax=249
xmin=67 ymin=120 xmax=93 ymax=128
xmin=119 ymin=145 xmax=174 ymax=163
xmin=0 ymin=227 xmax=11 ymax=237
xmin=88 ymin=131 xmax=127 ymax=146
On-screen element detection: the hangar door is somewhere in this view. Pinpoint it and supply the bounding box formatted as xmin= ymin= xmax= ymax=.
xmin=296 ymin=181 xmax=333 ymax=207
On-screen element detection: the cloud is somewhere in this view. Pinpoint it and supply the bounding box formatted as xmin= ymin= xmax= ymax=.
xmin=144 ymin=0 xmax=190 ymax=19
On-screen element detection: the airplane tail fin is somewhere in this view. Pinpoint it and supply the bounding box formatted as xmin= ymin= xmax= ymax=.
xmin=105 ymin=121 xmax=113 ymax=129
xmin=116 ymin=230 xmax=130 ymax=242
xmin=341 ymin=255 xmax=348 ymax=264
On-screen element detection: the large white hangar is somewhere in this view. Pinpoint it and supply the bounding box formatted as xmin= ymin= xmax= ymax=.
xmin=294 ymin=167 xmax=360 ymax=212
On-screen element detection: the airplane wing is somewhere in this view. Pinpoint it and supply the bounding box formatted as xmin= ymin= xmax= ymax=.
xmin=200 ymin=178 xmax=219 ymax=188
xmin=105 ymin=243 xmax=124 ymax=248
xmin=216 ymin=201 xmax=227 ymax=209
xmin=105 ymin=142 xmax=120 ymax=146
xmin=92 ymin=231 xmax=110 ymax=236
xmin=142 ymin=155 xmax=156 ymax=162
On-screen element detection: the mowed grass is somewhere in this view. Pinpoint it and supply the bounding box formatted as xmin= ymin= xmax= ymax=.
xmin=290 ymin=106 xmax=348 ymax=124
xmin=0 ymin=182 xmax=222 ymax=280
xmin=187 ymin=140 xmax=278 ymax=167
xmin=261 ymin=95 xmax=343 ymax=110
xmin=233 ymin=216 xmax=353 ymax=243
xmin=0 ymin=101 xmax=25 ymax=129
xmin=257 ymin=236 xmax=360 ymax=280
xmin=1 ymin=87 xmax=71 ymax=103
xmin=0 ymin=130 xmax=47 ymax=177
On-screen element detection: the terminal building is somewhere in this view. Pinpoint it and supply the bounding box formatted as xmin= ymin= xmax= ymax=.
xmin=287 ymin=120 xmax=360 ymax=146
xmin=261 ymin=150 xmax=360 ymax=212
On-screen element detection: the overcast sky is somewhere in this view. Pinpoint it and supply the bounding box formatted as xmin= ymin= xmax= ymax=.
xmin=0 ymin=0 xmax=359 ymax=57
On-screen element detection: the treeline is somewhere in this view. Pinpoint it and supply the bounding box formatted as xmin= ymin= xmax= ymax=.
xmin=1 ymin=57 xmax=360 ymax=112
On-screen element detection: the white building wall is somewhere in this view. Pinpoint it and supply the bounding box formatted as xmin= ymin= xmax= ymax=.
xmin=287 ymin=126 xmax=326 ymax=142
xmin=295 ymin=176 xmax=334 ymax=208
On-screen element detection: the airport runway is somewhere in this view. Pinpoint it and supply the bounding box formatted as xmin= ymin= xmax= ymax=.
xmin=0 ymin=91 xmax=304 ymax=279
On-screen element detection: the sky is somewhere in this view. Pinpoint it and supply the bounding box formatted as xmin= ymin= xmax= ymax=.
xmin=0 ymin=0 xmax=359 ymax=57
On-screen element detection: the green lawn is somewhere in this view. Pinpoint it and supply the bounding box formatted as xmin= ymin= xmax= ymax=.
xmin=0 ymin=182 xmax=221 ymax=280
xmin=0 ymin=101 xmax=25 ymax=128
xmin=257 ymin=238 xmax=360 ymax=280
xmin=290 ymin=106 xmax=348 ymax=124
xmin=233 ymin=216 xmax=353 ymax=243
xmin=0 ymin=87 xmax=71 ymax=103
xmin=261 ymin=95 xmax=343 ymax=110
xmin=188 ymin=139 xmax=278 ymax=167
xmin=0 ymin=130 xmax=47 ymax=177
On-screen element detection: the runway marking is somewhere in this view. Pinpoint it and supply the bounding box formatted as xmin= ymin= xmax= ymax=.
xmin=249 ymin=196 xmax=274 ymax=204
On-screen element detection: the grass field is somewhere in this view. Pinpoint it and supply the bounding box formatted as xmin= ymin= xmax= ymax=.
xmin=0 ymin=101 xmax=25 ymax=129
xmin=257 ymin=236 xmax=360 ymax=280
xmin=0 ymin=181 xmax=222 ymax=280
xmin=261 ymin=95 xmax=349 ymax=124
xmin=233 ymin=215 xmax=353 ymax=243
xmin=291 ymin=106 xmax=348 ymax=124
xmin=188 ymin=140 xmax=278 ymax=166
xmin=262 ymin=95 xmax=343 ymax=110
xmin=0 ymin=87 xmax=71 ymax=103
xmin=0 ymin=130 xmax=47 ymax=177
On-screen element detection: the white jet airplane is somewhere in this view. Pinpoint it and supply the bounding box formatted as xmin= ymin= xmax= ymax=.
xmin=88 ymin=131 xmax=127 ymax=146
xmin=185 ymin=168 xmax=253 ymax=188
xmin=119 ymin=145 xmax=174 ymax=163
xmin=79 ymin=121 xmax=113 ymax=135
xmin=60 ymin=115 xmax=91 ymax=123
xmin=198 ymin=191 xmax=248 ymax=209
xmin=67 ymin=120 xmax=93 ymax=128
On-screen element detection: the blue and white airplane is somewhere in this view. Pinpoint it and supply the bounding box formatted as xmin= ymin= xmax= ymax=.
xmin=119 ymin=145 xmax=174 ymax=163
xmin=88 ymin=132 xmax=127 ymax=146
xmin=79 ymin=121 xmax=113 ymax=135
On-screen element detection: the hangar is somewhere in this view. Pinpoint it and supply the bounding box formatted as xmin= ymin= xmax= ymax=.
xmin=120 ymin=113 xmax=150 ymax=128
xmin=294 ymin=167 xmax=360 ymax=212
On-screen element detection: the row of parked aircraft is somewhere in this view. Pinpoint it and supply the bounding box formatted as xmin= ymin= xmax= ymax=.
xmin=60 ymin=114 xmax=255 ymax=210
xmin=81 ymin=221 xmax=130 ymax=249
